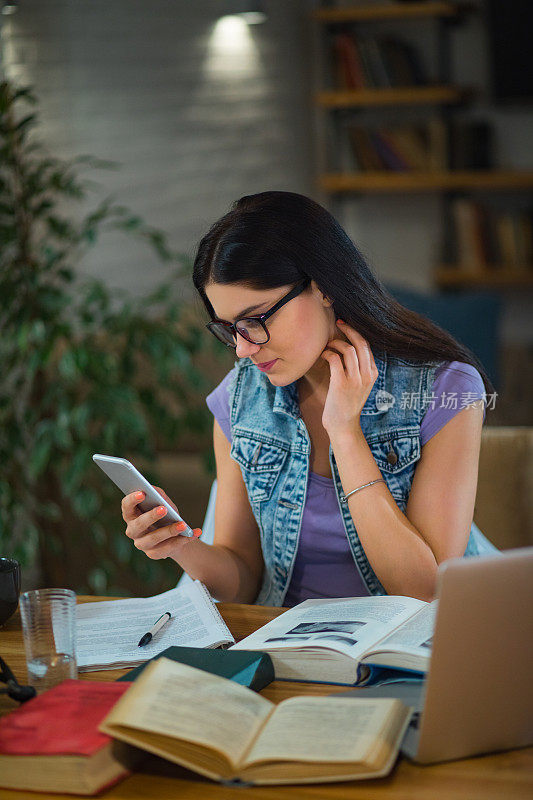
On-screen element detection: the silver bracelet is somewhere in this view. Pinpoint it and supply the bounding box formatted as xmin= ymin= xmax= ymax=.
xmin=340 ymin=478 xmax=385 ymax=503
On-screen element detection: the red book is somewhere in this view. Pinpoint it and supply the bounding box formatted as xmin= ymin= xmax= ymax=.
xmin=334 ymin=33 xmax=366 ymax=90
xmin=0 ymin=679 xmax=137 ymax=794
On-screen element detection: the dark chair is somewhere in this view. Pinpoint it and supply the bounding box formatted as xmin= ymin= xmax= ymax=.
xmin=384 ymin=284 xmax=502 ymax=387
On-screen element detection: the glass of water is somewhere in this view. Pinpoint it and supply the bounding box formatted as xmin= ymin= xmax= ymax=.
xmin=20 ymin=588 xmax=77 ymax=692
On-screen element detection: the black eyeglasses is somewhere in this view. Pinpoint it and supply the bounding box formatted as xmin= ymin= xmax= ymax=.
xmin=206 ymin=278 xmax=310 ymax=348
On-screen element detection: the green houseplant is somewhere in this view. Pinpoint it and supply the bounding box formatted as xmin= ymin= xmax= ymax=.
xmin=0 ymin=82 xmax=222 ymax=595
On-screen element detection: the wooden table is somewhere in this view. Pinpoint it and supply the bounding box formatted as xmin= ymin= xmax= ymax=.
xmin=1 ymin=598 xmax=532 ymax=799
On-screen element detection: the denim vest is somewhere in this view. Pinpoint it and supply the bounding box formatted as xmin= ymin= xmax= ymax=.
xmin=228 ymin=354 xmax=498 ymax=606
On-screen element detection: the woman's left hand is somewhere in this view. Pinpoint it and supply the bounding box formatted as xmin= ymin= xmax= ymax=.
xmin=321 ymin=321 xmax=379 ymax=438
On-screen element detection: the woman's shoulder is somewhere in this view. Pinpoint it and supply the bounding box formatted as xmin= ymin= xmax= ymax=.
xmin=205 ymin=368 xmax=237 ymax=442
xmin=432 ymin=360 xmax=484 ymax=391
xmin=206 ymin=367 xmax=236 ymax=404
xmin=388 ymin=355 xmax=484 ymax=390
xmin=420 ymin=360 xmax=486 ymax=446
xmin=205 ymin=358 xmax=276 ymax=413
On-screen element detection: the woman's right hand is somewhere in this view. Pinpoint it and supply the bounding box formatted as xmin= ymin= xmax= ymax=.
xmin=121 ymin=488 xmax=201 ymax=561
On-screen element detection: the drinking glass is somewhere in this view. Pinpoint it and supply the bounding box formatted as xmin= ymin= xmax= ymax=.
xmin=19 ymin=588 xmax=77 ymax=692
xmin=0 ymin=558 xmax=20 ymax=626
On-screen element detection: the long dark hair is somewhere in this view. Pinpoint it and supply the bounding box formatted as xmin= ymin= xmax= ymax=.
xmin=192 ymin=191 xmax=494 ymax=395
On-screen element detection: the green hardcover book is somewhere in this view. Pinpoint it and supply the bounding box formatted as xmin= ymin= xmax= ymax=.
xmin=117 ymin=646 xmax=274 ymax=692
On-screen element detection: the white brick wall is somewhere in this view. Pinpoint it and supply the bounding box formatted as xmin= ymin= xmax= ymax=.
xmin=1 ymin=0 xmax=315 ymax=296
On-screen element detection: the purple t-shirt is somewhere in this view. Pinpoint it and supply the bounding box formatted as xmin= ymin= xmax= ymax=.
xmin=206 ymin=361 xmax=486 ymax=606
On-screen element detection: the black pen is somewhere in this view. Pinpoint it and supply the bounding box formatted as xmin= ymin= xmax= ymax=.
xmin=138 ymin=612 xmax=172 ymax=647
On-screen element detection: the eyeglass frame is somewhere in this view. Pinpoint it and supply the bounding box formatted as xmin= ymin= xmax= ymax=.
xmin=206 ymin=278 xmax=311 ymax=348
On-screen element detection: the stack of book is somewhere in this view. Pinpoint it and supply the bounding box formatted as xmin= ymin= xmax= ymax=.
xmin=0 ymin=662 xmax=412 ymax=790
xmin=343 ymin=119 xmax=494 ymax=174
xmin=0 ymin=593 xmax=431 ymax=791
xmin=446 ymin=200 xmax=533 ymax=272
xmin=331 ymin=32 xmax=428 ymax=89
xmin=346 ymin=119 xmax=447 ymax=171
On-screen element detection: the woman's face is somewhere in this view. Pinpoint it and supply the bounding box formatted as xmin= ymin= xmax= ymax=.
xmin=204 ymin=280 xmax=338 ymax=386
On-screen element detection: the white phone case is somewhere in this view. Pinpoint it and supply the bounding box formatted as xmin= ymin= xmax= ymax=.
xmin=92 ymin=454 xmax=194 ymax=537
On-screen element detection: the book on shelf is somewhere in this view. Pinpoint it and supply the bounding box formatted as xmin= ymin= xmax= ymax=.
xmin=451 ymin=198 xmax=487 ymax=271
xmin=379 ymin=35 xmax=427 ymax=87
xmin=330 ymin=32 xmax=428 ymax=90
xmin=446 ymin=198 xmax=533 ymax=272
xmin=497 ymin=214 xmax=517 ymax=266
xmin=366 ymin=36 xmax=393 ymax=87
xmin=449 ymin=120 xmax=494 ymax=170
xmin=500 ymin=210 xmax=533 ymax=269
xmin=230 ymin=595 xmax=437 ymax=686
xmin=0 ymin=680 xmax=139 ymax=795
xmin=370 ymin=129 xmax=410 ymax=170
xmin=346 ymin=119 xmax=447 ymax=173
xmin=100 ymin=657 xmax=412 ymax=785
xmin=347 ymin=125 xmax=384 ymax=170
xmin=518 ymin=211 xmax=533 ymax=266
xmin=76 ymin=579 xmax=233 ymax=671
xmin=472 ymin=202 xmax=496 ymax=266
xmin=382 ymin=127 xmax=421 ymax=170
xmin=332 ymin=31 xmax=366 ymax=89
xmin=427 ymin=117 xmax=448 ymax=170
xmin=358 ymin=36 xmax=389 ymax=88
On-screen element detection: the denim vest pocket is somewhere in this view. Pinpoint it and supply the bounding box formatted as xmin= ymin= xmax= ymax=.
xmin=366 ymin=427 xmax=420 ymax=507
xmin=230 ymin=430 xmax=289 ymax=503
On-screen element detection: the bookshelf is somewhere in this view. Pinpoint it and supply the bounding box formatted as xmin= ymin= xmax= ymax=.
xmin=316 ymin=86 xmax=466 ymax=108
xmin=312 ymin=1 xmax=533 ymax=289
xmin=434 ymin=268 xmax=533 ymax=288
xmin=320 ymin=170 xmax=533 ymax=193
xmin=312 ymin=2 xmax=468 ymax=24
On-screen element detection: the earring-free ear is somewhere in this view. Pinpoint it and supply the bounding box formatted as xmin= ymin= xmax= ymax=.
xmin=310 ymin=280 xmax=332 ymax=307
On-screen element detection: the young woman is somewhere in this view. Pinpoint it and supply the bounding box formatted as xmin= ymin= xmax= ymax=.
xmin=122 ymin=191 xmax=497 ymax=605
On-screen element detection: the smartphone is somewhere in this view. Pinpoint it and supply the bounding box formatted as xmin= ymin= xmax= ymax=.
xmin=92 ymin=454 xmax=195 ymax=537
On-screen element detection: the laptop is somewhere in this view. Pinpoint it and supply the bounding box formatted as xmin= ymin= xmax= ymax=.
xmin=337 ymin=547 xmax=533 ymax=764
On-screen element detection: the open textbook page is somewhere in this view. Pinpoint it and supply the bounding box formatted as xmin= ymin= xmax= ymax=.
xmin=100 ymin=657 xmax=411 ymax=785
xmin=230 ymin=595 xmax=432 ymax=684
xmin=242 ymin=695 xmax=396 ymax=767
xmin=76 ymin=580 xmax=233 ymax=670
xmin=100 ymin=657 xmax=273 ymax=781
xmin=359 ymin=600 xmax=438 ymax=673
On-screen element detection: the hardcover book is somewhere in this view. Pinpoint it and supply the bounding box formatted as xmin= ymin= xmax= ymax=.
xmin=0 ymin=680 xmax=138 ymax=795
xmin=117 ymin=645 xmax=274 ymax=692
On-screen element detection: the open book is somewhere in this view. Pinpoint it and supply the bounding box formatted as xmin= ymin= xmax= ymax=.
xmin=76 ymin=580 xmax=233 ymax=670
xmin=230 ymin=595 xmax=437 ymax=685
xmin=100 ymin=657 xmax=411 ymax=785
